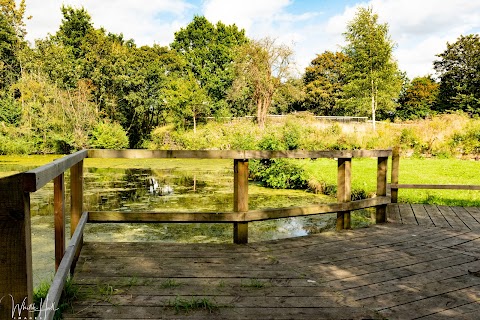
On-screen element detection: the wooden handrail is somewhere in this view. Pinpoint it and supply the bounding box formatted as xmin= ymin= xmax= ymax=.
xmin=88 ymin=149 xmax=392 ymax=159
xmin=390 ymin=183 xmax=480 ymax=190
xmin=38 ymin=212 xmax=88 ymax=320
xmin=87 ymin=197 xmax=391 ymax=223
xmin=23 ymin=150 xmax=88 ymax=192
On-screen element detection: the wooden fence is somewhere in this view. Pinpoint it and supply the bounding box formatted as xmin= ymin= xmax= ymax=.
xmin=0 ymin=148 xmax=392 ymax=319
xmin=389 ymin=147 xmax=480 ymax=203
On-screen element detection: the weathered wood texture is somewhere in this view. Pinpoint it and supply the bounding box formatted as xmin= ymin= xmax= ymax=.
xmin=88 ymin=149 xmax=392 ymax=160
xmin=54 ymin=173 xmax=65 ymax=271
xmin=63 ymin=224 xmax=480 ymax=319
xmin=70 ymin=161 xmax=84 ymax=274
xmin=23 ymin=150 xmax=88 ymax=192
xmin=233 ymin=159 xmax=249 ymax=244
xmin=0 ymin=173 xmax=33 ymax=320
xmin=87 ymin=197 xmax=391 ymax=223
xmin=41 ymin=212 xmax=88 ymax=320
xmin=390 ymin=146 xmax=400 ymax=203
xmin=337 ymin=158 xmax=351 ymax=230
xmin=388 ymin=204 xmax=480 ymax=231
xmin=376 ymin=157 xmax=388 ymax=223
xmin=391 ymin=183 xmax=480 ymax=190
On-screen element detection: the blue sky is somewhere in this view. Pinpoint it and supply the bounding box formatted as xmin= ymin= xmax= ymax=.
xmin=23 ymin=0 xmax=480 ymax=79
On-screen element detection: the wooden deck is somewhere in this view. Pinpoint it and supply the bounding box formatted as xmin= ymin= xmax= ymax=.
xmin=64 ymin=206 xmax=480 ymax=320
xmin=388 ymin=204 xmax=480 ymax=231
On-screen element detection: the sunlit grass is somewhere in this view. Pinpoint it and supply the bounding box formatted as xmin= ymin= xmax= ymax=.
xmin=302 ymin=158 xmax=480 ymax=206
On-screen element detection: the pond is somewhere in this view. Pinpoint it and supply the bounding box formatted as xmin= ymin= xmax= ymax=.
xmin=0 ymin=156 xmax=372 ymax=286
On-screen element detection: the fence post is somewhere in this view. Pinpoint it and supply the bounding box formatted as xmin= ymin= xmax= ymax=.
xmin=0 ymin=174 xmax=33 ymax=319
xmin=233 ymin=159 xmax=248 ymax=244
xmin=376 ymin=157 xmax=388 ymax=223
xmin=54 ymin=173 xmax=65 ymax=272
xmin=337 ymin=158 xmax=352 ymax=230
xmin=391 ymin=146 xmax=400 ymax=203
xmin=70 ymin=161 xmax=84 ymax=273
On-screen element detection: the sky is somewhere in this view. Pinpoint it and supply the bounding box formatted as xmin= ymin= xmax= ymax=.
xmin=22 ymin=0 xmax=480 ymax=79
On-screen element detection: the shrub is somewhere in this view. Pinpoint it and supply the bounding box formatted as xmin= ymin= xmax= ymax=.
xmin=250 ymin=159 xmax=309 ymax=189
xmin=89 ymin=121 xmax=129 ymax=149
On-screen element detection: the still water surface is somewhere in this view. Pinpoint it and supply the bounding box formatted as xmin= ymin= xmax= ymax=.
xmin=1 ymin=156 xmax=346 ymax=286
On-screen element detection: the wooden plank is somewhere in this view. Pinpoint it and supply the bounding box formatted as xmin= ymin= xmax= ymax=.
xmin=390 ymin=146 xmax=400 ymax=203
xmin=87 ymin=197 xmax=392 ymax=223
xmin=88 ymin=149 xmax=392 ymax=160
xmin=337 ymin=158 xmax=351 ymax=230
xmin=437 ymin=205 xmax=468 ymax=229
xmin=0 ymin=173 xmax=33 ymax=320
xmin=390 ymin=183 xmax=480 ymax=190
xmin=88 ymin=211 xmax=245 ymax=223
xmin=376 ymin=157 xmax=388 ymax=223
xmin=246 ymin=197 xmax=391 ymax=221
xmin=23 ymin=150 xmax=88 ymax=192
xmin=54 ymin=173 xmax=65 ymax=272
xmin=41 ymin=212 xmax=88 ymax=320
xmin=233 ymin=159 xmax=248 ymax=244
xmin=70 ymin=161 xmax=84 ymax=274
xmin=386 ymin=204 xmax=402 ymax=223
xmin=451 ymin=206 xmax=480 ymax=230
xmin=410 ymin=204 xmax=434 ymax=227
xmin=397 ymin=204 xmax=417 ymax=225
xmin=423 ymin=205 xmax=451 ymax=228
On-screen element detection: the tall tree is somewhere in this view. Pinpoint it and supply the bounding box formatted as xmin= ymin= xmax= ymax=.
xmin=341 ymin=7 xmax=402 ymax=129
xmin=397 ymin=76 xmax=439 ymax=120
xmin=171 ymin=16 xmax=247 ymax=116
xmin=303 ymin=51 xmax=348 ymax=115
xmin=0 ymin=12 xmax=20 ymax=89
xmin=56 ymin=5 xmax=93 ymax=59
xmin=231 ymin=37 xmax=293 ymax=129
xmin=0 ymin=0 xmax=28 ymax=38
xmin=434 ymin=34 xmax=480 ymax=115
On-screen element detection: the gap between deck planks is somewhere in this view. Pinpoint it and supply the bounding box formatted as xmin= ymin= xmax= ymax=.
xmin=388 ymin=204 xmax=480 ymax=231
xmin=63 ymin=223 xmax=480 ymax=320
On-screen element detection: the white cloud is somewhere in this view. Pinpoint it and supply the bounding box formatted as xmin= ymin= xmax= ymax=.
xmin=24 ymin=0 xmax=194 ymax=46
xmin=325 ymin=0 xmax=480 ymax=78
xmin=22 ymin=0 xmax=480 ymax=79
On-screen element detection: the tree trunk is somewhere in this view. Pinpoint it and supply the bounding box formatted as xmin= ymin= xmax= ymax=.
xmin=256 ymin=97 xmax=265 ymax=129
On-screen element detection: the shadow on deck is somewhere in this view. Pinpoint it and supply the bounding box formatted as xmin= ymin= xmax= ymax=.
xmin=64 ymin=210 xmax=480 ymax=320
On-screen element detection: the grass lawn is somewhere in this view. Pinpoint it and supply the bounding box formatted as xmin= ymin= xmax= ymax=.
xmin=302 ymin=157 xmax=480 ymax=207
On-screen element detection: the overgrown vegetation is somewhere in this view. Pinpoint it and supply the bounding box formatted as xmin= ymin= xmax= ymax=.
xmin=33 ymin=277 xmax=80 ymax=320
xmin=0 ymin=2 xmax=479 ymax=153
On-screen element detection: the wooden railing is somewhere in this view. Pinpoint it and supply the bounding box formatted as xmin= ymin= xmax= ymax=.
xmin=389 ymin=147 xmax=480 ymax=203
xmin=0 ymin=148 xmax=392 ymax=320
xmin=0 ymin=150 xmax=87 ymax=320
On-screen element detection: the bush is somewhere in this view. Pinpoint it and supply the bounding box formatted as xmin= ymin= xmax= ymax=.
xmin=89 ymin=121 xmax=129 ymax=149
xmin=250 ymin=159 xmax=309 ymax=189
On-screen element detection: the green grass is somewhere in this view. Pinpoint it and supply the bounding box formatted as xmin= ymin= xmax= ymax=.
xmin=33 ymin=277 xmax=80 ymax=320
xmin=241 ymin=278 xmax=267 ymax=288
xmin=166 ymin=296 xmax=219 ymax=314
xmin=302 ymin=158 xmax=480 ymax=206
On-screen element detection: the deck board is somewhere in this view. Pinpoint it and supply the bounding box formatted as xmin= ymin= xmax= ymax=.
xmin=64 ymin=222 xmax=480 ymax=320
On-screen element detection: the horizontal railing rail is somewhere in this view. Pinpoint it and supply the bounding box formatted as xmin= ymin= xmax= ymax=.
xmin=23 ymin=150 xmax=88 ymax=192
xmin=390 ymin=183 xmax=480 ymax=190
xmin=87 ymin=197 xmax=391 ymax=223
xmin=88 ymin=149 xmax=392 ymax=159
